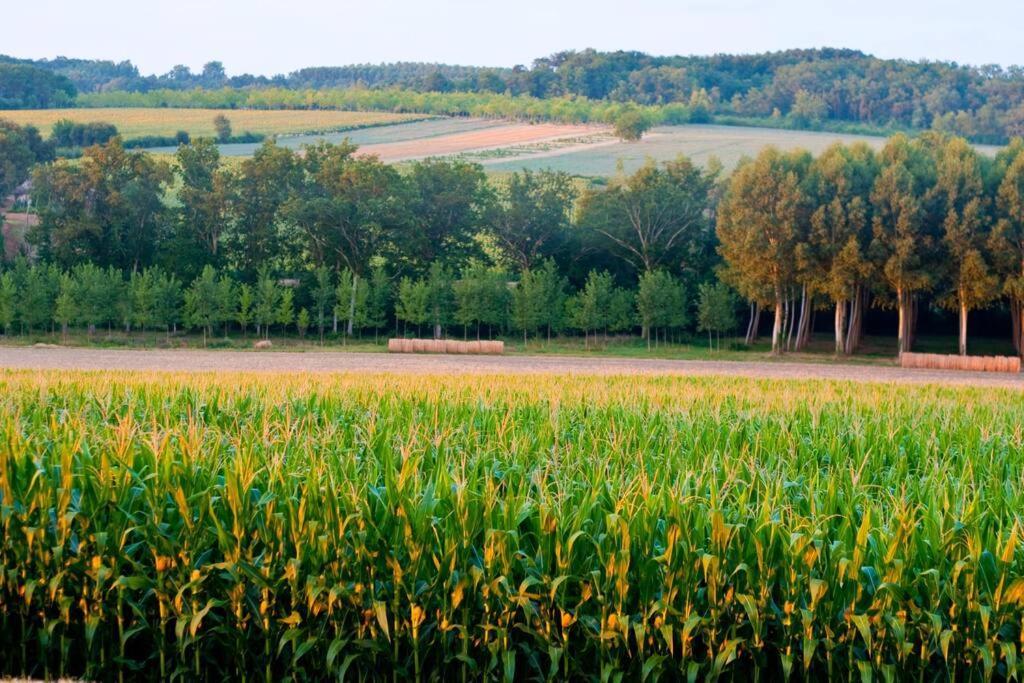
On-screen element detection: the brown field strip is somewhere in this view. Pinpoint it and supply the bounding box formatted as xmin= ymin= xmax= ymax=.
xmin=355 ymin=122 xmax=607 ymax=161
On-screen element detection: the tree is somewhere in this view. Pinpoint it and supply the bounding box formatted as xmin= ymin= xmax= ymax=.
xmin=425 ymin=262 xmax=454 ymax=339
xmin=30 ymin=138 xmax=172 ymax=271
xmin=511 ymin=267 xmax=545 ymax=343
xmin=395 ymin=158 xmax=488 ymax=271
xmin=222 ymin=141 xmax=300 ymax=281
xmin=454 ymin=260 xmax=509 ymax=339
xmin=286 ymin=142 xmax=404 ymax=333
xmin=53 ymin=273 xmax=76 ymax=342
xmin=789 ymin=90 xmax=829 ymax=128
xmin=184 ymin=265 xmax=222 ymax=345
xmin=608 ymin=287 xmax=636 ymax=334
xmin=578 ymin=157 xmax=718 ymax=283
xmin=253 ymin=266 xmax=283 ymax=339
xmin=697 ymin=282 xmax=738 ymax=350
xmin=213 ymin=114 xmax=232 ymax=143
xmin=311 ymin=266 xmax=334 ymax=342
xmin=396 ymin=276 xmax=429 ymax=337
xmin=0 ymin=119 xmax=53 ymax=198
xmin=613 ymin=109 xmax=651 ymax=142
xmin=216 ymin=272 xmax=236 ymax=337
xmin=68 ymin=263 xmax=121 ymax=337
xmin=869 ymin=134 xmax=939 ymax=354
xmin=174 ymin=138 xmax=232 ymax=274
xmin=991 ymin=140 xmax=1024 ymax=356
xmin=0 ymin=271 xmax=14 ymax=335
xmin=127 ymin=267 xmax=159 ymax=333
xmin=152 ymin=270 xmax=182 ymax=335
xmin=485 ymin=170 xmax=576 ymax=270
xmin=535 ymin=259 xmax=568 ymax=341
xmin=276 ymin=288 xmax=295 ymax=333
xmin=568 ymin=270 xmax=614 ymax=348
xmin=805 ymin=143 xmax=878 ymax=354
xmin=0 ymin=64 xmax=76 ymax=109
xmin=235 ymin=283 xmax=254 ymax=337
xmin=717 ymin=147 xmax=811 ymax=353
xmin=365 ymin=266 xmax=391 ymax=342
xmin=334 ymin=268 xmax=370 ymax=340
xmin=636 ymin=270 xmax=686 ymax=348
xmin=296 ymin=308 xmax=310 ymax=339
xmin=932 ymin=136 xmax=997 ymax=355
xmin=15 ymin=262 xmax=60 ymax=333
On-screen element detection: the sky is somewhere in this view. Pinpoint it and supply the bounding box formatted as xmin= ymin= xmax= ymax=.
xmin=4 ymin=0 xmax=1023 ymax=76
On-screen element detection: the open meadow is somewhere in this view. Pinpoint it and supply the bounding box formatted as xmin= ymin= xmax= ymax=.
xmin=1 ymin=369 xmax=1022 ymax=679
xmin=0 ymin=108 xmax=422 ymax=140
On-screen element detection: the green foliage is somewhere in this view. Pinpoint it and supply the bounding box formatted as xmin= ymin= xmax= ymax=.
xmin=636 ymin=270 xmax=687 ymax=341
xmin=184 ymin=265 xmax=224 ymax=342
xmin=0 ymin=271 xmax=14 ymax=334
xmin=612 ymin=108 xmax=651 ymax=142
xmin=0 ymin=118 xmax=53 ymax=198
xmin=0 ymin=62 xmax=76 ymax=108
xmin=568 ymin=270 xmax=615 ymax=338
xmin=253 ymin=266 xmax=284 ymax=338
xmin=697 ymin=281 xmax=739 ymax=349
xmin=235 ymin=283 xmax=253 ymax=334
xmin=453 ymin=260 xmax=509 ymax=338
xmin=395 ymin=276 xmax=429 ymax=333
xmin=212 ymin=113 xmax=232 ymax=143
xmin=50 ymin=119 xmax=118 ymax=148
xmin=295 ymin=307 xmax=310 ymax=338
xmin=30 ymin=139 xmax=172 ymax=271
xmin=579 ymin=157 xmax=718 ymax=278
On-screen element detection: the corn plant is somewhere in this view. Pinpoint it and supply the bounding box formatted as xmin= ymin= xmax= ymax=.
xmin=0 ymin=370 xmax=1022 ymax=680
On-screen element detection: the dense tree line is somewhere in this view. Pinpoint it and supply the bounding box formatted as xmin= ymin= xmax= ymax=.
xmin=15 ymin=47 xmax=1024 ymax=142
xmin=717 ymin=133 xmax=1024 ymax=356
xmin=5 ymin=131 xmax=1024 ymax=357
xmin=0 ymin=63 xmax=76 ymax=109
xmin=5 ymin=134 xmax=723 ymax=346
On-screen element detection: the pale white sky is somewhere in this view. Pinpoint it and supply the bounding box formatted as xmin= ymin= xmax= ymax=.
xmin=4 ymin=0 xmax=1022 ymax=75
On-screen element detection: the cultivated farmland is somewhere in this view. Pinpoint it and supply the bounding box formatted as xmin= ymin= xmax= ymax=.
xmin=0 ymin=108 xmax=422 ymax=140
xmin=1 ymin=370 xmax=1022 ymax=679
xmin=482 ymin=124 xmax=1003 ymax=174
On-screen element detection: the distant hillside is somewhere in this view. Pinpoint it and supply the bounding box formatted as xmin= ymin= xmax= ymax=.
xmin=6 ymin=48 xmax=1024 ymax=143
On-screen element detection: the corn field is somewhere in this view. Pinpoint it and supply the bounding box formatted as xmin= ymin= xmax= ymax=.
xmin=0 ymin=370 xmax=1023 ymax=680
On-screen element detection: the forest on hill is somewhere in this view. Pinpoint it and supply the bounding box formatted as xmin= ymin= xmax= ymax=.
xmin=5 ymin=48 xmax=1024 ymax=142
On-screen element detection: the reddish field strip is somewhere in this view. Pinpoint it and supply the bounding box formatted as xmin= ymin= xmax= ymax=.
xmin=355 ymin=122 xmax=604 ymax=161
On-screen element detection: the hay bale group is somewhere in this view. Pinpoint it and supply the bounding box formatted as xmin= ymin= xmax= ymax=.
xmin=388 ymin=339 xmax=504 ymax=355
xmin=900 ymin=352 xmax=1021 ymax=374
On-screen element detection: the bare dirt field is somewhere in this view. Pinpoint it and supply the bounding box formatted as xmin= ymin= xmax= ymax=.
xmin=1 ymin=347 xmax=1021 ymax=389
xmin=355 ymin=122 xmax=606 ymax=162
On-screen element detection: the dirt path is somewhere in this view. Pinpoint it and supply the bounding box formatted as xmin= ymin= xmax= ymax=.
xmin=0 ymin=347 xmax=1021 ymax=389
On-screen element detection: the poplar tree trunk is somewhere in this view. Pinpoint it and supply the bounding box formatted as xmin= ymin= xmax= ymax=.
xmin=844 ymin=285 xmax=864 ymax=355
xmin=745 ymin=302 xmax=761 ymax=345
xmin=896 ymin=287 xmax=907 ymax=355
xmin=794 ymin=285 xmax=811 ymax=351
xmin=834 ymin=300 xmax=847 ymax=355
xmin=771 ymin=295 xmax=783 ymax=354
xmin=959 ymin=298 xmax=968 ymax=356
xmin=347 ymin=274 xmax=358 ymax=337
xmin=785 ymin=293 xmax=797 ymax=351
